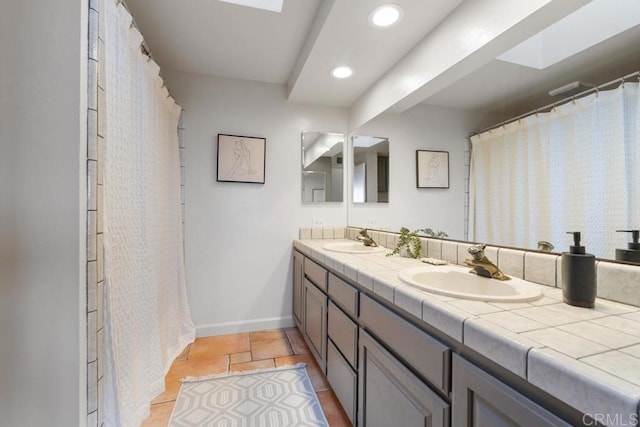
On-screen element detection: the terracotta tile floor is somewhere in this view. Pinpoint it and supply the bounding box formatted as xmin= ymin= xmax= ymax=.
xmin=141 ymin=327 xmax=351 ymax=426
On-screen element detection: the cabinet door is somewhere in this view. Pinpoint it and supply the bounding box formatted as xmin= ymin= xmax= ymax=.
xmin=359 ymin=330 xmax=449 ymax=427
xmin=304 ymin=278 xmax=327 ymax=371
xmin=452 ymin=355 xmax=571 ymax=427
xmin=327 ymin=339 xmax=358 ymax=425
xmin=292 ymin=251 xmax=304 ymax=331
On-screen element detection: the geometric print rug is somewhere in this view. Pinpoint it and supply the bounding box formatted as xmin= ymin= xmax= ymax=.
xmin=168 ymin=364 xmax=329 ymax=427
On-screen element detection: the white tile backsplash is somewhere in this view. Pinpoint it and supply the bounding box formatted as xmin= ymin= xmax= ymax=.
xmin=299 ymin=228 xmax=311 ymax=239
xmin=597 ymin=262 xmax=640 ymax=307
xmin=441 ymin=241 xmax=457 ymax=263
xmin=497 ymin=248 xmax=525 ymax=279
xmin=484 ymin=246 xmax=499 ymax=265
xmin=524 ymin=252 xmax=557 ymax=287
xmin=456 ymin=242 xmax=473 ymax=265
xmin=322 ymin=227 xmax=334 ymax=239
xmin=295 ymin=230 xmax=640 ymax=309
xmin=427 ymin=238 xmax=442 ymax=259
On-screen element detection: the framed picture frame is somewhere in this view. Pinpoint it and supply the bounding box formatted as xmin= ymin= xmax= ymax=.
xmin=217 ymin=134 xmax=266 ymax=184
xmin=416 ymin=150 xmax=449 ymax=188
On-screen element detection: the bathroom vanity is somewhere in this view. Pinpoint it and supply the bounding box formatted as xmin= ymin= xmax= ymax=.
xmin=292 ymin=231 xmax=640 ymax=427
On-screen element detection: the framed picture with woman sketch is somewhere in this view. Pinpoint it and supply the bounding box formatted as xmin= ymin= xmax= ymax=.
xmin=217 ymin=134 xmax=266 ymax=184
xmin=416 ymin=150 xmax=449 ymax=188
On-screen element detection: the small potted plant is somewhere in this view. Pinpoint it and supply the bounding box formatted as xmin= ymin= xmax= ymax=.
xmin=387 ymin=227 xmax=448 ymax=259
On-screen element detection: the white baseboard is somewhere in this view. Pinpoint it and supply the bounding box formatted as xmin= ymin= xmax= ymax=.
xmin=195 ymin=316 xmax=295 ymax=338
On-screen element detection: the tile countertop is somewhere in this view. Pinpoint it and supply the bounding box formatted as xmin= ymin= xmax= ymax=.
xmin=294 ymin=238 xmax=640 ymax=424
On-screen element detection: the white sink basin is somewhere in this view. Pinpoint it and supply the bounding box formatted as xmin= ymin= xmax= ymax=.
xmin=322 ymin=242 xmax=386 ymax=254
xmin=398 ymin=265 xmax=542 ymax=302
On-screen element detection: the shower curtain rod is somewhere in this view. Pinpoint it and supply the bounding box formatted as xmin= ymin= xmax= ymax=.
xmin=115 ymin=0 xmax=178 ymax=104
xmin=469 ymin=70 xmax=640 ymax=138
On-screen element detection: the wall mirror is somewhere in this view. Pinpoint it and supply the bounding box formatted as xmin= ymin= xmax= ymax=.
xmin=345 ymin=1 xmax=640 ymax=263
xmin=301 ymin=131 xmax=344 ymax=203
xmin=352 ymin=135 xmax=389 ymax=204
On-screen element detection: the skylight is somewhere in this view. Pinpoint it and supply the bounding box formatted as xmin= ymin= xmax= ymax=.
xmin=218 ymin=0 xmax=283 ymax=13
xmin=498 ymin=0 xmax=640 ymax=69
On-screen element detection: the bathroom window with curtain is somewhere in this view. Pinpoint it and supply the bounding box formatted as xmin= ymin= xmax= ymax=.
xmin=469 ymin=82 xmax=640 ymax=258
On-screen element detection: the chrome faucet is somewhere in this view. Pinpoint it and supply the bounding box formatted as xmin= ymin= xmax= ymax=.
xmin=357 ymin=229 xmax=378 ymax=247
xmin=464 ymin=244 xmax=510 ymax=281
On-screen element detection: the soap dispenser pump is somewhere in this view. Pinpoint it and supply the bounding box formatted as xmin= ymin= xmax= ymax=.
xmin=562 ymin=232 xmax=596 ymax=308
xmin=615 ymin=230 xmax=640 ymax=263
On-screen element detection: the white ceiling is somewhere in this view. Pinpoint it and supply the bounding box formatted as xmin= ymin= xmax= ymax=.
xmin=124 ymin=0 xmax=462 ymax=106
xmin=125 ymin=0 xmax=640 ymax=121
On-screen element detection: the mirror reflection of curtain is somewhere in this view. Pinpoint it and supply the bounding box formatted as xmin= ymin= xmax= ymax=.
xmin=354 ymin=163 xmax=366 ymax=203
xmin=470 ymin=83 xmax=639 ymax=258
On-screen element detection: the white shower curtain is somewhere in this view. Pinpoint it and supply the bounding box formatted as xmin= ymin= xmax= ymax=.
xmin=102 ymin=2 xmax=195 ymax=426
xmin=470 ymin=83 xmax=640 ymax=258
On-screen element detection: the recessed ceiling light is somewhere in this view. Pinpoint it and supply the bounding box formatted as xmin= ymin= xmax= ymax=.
xmin=330 ymin=66 xmax=354 ymax=79
xmin=369 ymin=4 xmax=404 ymax=28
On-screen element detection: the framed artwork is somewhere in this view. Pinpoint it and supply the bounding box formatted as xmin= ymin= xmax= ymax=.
xmin=217 ymin=134 xmax=266 ymax=184
xmin=416 ymin=150 xmax=449 ymax=188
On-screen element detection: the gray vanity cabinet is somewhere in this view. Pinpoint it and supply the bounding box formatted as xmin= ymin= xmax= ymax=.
xmin=359 ymin=330 xmax=450 ymax=427
xmin=302 ymin=257 xmax=328 ymax=370
xmin=303 ymin=277 xmax=327 ymax=371
xmin=359 ymin=294 xmax=451 ymax=395
xmin=451 ymin=355 xmax=571 ymax=427
xmin=292 ymin=251 xmax=304 ymax=330
xmin=327 ymin=339 xmax=358 ymax=424
xmin=326 ymin=273 xmax=360 ymax=425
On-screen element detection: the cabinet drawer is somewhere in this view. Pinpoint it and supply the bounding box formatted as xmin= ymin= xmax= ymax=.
xmin=327 ymin=340 xmax=357 ymax=426
xmin=360 ymin=294 xmax=451 ymax=394
xmin=304 ymin=258 xmax=327 ymax=291
xmin=328 ymin=301 xmax=358 ymax=368
xmin=328 ymin=273 xmax=358 ymax=317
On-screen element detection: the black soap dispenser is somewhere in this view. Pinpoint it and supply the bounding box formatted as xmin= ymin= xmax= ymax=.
xmin=562 ymin=232 xmax=596 ymax=308
xmin=615 ymin=230 xmax=640 ymax=263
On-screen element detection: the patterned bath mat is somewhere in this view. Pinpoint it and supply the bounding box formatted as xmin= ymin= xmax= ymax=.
xmin=168 ymin=363 xmax=329 ymax=427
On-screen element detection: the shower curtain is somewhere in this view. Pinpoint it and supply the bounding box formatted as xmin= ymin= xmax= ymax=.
xmin=102 ymin=2 xmax=195 ymax=426
xmin=469 ymin=83 xmax=640 ymax=258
